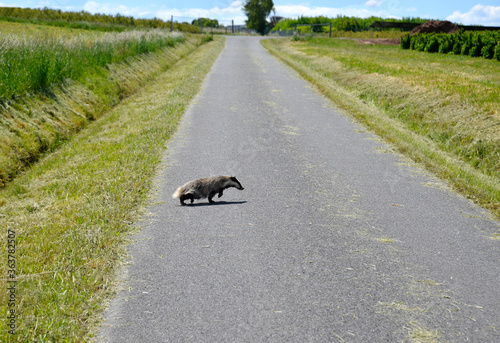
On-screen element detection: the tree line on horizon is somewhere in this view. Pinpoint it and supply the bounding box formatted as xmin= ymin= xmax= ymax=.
xmin=272 ymin=15 xmax=429 ymax=33
xmin=242 ymin=0 xmax=429 ymax=35
xmin=1 ymin=5 xmax=432 ymax=35
xmin=0 ymin=6 xmax=200 ymax=33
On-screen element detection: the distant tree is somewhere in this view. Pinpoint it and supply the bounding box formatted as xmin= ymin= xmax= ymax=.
xmin=192 ymin=18 xmax=219 ymax=28
xmin=243 ymin=0 xmax=274 ymax=35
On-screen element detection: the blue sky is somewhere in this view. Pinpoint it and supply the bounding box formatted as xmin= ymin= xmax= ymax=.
xmin=2 ymin=0 xmax=500 ymax=26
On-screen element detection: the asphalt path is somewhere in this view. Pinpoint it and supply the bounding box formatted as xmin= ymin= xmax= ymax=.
xmin=98 ymin=36 xmax=500 ymax=342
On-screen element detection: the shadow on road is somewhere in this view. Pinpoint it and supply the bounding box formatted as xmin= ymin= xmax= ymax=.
xmin=180 ymin=201 xmax=247 ymax=207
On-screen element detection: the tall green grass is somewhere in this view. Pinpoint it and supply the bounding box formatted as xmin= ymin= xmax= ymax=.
xmin=0 ymin=30 xmax=184 ymax=100
xmin=0 ymin=30 xmax=202 ymax=187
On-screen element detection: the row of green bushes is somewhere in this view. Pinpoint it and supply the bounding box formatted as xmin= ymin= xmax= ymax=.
xmin=401 ymin=31 xmax=500 ymax=60
xmin=273 ymin=15 xmax=427 ymax=33
xmin=0 ymin=30 xmax=184 ymax=100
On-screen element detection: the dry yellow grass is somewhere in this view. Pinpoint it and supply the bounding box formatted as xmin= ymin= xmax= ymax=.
xmin=0 ymin=19 xmax=96 ymax=36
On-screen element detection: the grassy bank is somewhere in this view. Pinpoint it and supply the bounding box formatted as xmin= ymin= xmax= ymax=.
xmin=0 ymin=29 xmax=184 ymax=99
xmin=0 ymin=35 xmax=225 ymax=341
xmin=0 ymin=30 xmax=206 ymax=186
xmin=262 ymin=38 xmax=500 ymax=216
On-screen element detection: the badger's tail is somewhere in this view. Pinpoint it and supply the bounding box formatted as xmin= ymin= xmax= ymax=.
xmin=172 ymin=187 xmax=183 ymax=199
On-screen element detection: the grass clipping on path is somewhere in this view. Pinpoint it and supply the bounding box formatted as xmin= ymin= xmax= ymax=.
xmin=0 ymin=35 xmax=225 ymax=341
xmin=262 ymin=38 xmax=500 ymax=217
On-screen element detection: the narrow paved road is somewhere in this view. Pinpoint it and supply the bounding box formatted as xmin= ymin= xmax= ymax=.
xmin=98 ymin=37 xmax=499 ymax=342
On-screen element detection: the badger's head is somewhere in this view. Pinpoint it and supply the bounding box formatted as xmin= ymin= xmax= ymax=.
xmin=229 ymin=176 xmax=244 ymax=190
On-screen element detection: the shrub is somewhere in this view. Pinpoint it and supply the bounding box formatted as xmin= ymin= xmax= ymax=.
xmin=495 ymin=43 xmax=500 ymax=61
xmin=400 ymin=34 xmax=411 ymax=49
xmin=401 ymin=30 xmax=499 ymax=61
xmin=452 ymin=41 xmax=462 ymax=55
xmin=414 ymin=35 xmax=426 ymax=51
xmin=424 ymin=36 xmax=439 ymax=53
xmin=470 ymin=32 xmax=484 ymax=57
xmin=461 ymin=42 xmax=470 ymax=56
xmin=469 ymin=45 xmax=481 ymax=57
xmin=481 ymin=41 xmax=495 ymax=59
xmin=438 ymin=36 xmax=453 ymax=54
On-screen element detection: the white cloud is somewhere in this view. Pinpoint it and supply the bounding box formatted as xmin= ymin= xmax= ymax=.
xmin=274 ymin=4 xmax=393 ymax=19
xmin=83 ymin=1 xmax=151 ymax=17
xmin=80 ymin=1 xmax=246 ymax=24
xmin=365 ymin=0 xmax=382 ymax=8
xmin=21 ymin=0 xmax=419 ymax=26
xmin=155 ymin=0 xmax=245 ymax=25
xmin=446 ymin=4 xmax=500 ymax=26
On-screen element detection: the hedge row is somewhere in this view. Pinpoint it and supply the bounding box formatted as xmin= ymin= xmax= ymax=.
xmin=401 ymin=31 xmax=500 ymax=60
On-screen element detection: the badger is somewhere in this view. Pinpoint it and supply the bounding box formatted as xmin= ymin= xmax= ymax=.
xmin=172 ymin=175 xmax=244 ymax=205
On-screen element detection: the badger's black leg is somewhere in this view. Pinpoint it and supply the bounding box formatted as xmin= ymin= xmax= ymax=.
xmin=208 ymin=191 xmax=217 ymax=203
xmin=179 ymin=194 xmax=187 ymax=206
xmin=218 ymin=189 xmax=224 ymax=198
xmin=180 ymin=194 xmax=194 ymax=206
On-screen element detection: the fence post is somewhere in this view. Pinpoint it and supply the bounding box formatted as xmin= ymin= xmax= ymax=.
xmin=232 ymin=20 xmax=234 ymax=34
xmin=329 ymin=23 xmax=332 ymax=37
xmin=171 ymin=15 xmax=173 ymax=32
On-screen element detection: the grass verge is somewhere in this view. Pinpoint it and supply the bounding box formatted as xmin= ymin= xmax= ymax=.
xmin=0 ymin=35 xmax=225 ymax=341
xmin=262 ymin=38 xmax=500 ymax=217
xmin=0 ymin=32 xmax=210 ymax=186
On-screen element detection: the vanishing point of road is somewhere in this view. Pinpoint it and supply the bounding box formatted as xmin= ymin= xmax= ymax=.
xmin=98 ymin=37 xmax=499 ymax=342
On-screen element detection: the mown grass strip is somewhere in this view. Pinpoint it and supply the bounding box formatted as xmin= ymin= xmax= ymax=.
xmin=0 ymin=35 xmax=225 ymax=342
xmin=262 ymin=38 xmax=500 ymax=217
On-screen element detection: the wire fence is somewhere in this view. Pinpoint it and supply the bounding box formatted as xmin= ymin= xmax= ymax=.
xmin=270 ymin=23 xmax=333 ymax=37
xmin=170 ymin=16 xmax=256 ymax=35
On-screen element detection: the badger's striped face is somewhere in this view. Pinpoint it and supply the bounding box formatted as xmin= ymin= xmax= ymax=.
xmin=229 ymin=176 xmax=244 ymax=190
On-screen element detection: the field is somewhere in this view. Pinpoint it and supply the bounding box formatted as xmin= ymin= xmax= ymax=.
xmin=0 ymin=20 xmax=224 ymax=341
xmin=0 ymin=20 xmax=95 ymax=36
xmin=262 ymin=37 xmax=500 ymax=216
